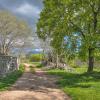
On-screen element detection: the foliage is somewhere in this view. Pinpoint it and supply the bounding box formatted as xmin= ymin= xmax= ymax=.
xmin=48 ymin=68 xmax=100 ymax=100
xmin=0 ymin=64 xmax=25 ymax=91
xmin=29 ymin=62 xmax=43 ymax=68
xmin=37 ymin=0 xmax=100 ymax=72
xmin=36 ymin=63 xmax=43 ymax=68
xmin=29 ymin=54 xmax=43 ymax=62
xmin=19 ymin=64 xmax=25 ymax=72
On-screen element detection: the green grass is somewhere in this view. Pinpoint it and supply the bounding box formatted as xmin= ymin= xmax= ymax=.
xmin=0 ymin=64 xmax=25 ymax=91
xmin=29 ymin=62 xmax=41 ymax=65
xmin=48 ymin=68 xmax=100 ymax=100
xmin=29 ymin=62 xmax=43 ymax=68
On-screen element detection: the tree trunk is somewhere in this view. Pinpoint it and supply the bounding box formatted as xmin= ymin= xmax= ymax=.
xmin=56 ymin=53 xmax=59 ymax=68
xmin=87 ymin=48 xmax=94 ymax=72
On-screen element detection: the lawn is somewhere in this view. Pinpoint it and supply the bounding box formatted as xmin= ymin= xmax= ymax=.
xmin=0 ymin=64 xmax=25 ymax=91
xmin=48 ymin=68 xmax=100 ymax=100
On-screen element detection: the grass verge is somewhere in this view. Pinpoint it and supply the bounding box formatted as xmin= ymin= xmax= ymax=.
xmin=0 ymin=64 xmax=25 ymax=91
xmin=29 ymin=62 xmax=43 ymax=68
xmin=47 ymin=68 xmax=100 ymax=100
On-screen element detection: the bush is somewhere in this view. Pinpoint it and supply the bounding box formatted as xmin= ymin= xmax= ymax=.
xmin=71 ymin=65 xmax=79 ymax=68
xmin=36 ymin=63 xmax=43 ymax=68
xmin=19 ymin=64 xmax=25 ymax=72
xmin=29 ymin=54 xmax=43 ymax=62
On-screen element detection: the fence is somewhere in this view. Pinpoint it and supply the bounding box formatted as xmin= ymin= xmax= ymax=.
xmin=0 ymin=55 xmax=18 ymax=76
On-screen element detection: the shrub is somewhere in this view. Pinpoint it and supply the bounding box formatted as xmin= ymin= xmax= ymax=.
xmin=19 ymin=64 xmax=25 ymax=72
xmin=36 ymin=63 xmax=43 ymax=68
xmin=29 ymin=54 xmax=43 ymax=62
xmin=71 ymin=65 xmax=79 ymax=68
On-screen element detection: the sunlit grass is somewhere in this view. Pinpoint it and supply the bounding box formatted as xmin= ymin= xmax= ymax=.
xmin=48 ymin=68 xmax=100 ymax=100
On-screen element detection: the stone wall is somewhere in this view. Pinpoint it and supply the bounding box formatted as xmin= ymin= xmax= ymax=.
xmin=0 ymin=55 xmax=18 ymax=76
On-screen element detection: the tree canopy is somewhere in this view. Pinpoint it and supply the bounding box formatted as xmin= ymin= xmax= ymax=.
xmin=37 ymin=0 xmax=100 ymax=72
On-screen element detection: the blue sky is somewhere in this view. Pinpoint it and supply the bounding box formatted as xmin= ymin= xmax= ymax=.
xmin=0 ymin=0 xmax=43 ymax=29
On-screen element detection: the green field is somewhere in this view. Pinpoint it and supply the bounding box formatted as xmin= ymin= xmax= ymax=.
xmin=48 ymin=68 xmax=100 ymax=100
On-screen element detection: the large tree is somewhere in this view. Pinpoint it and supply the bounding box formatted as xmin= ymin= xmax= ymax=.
xmin=37 ymin=0 xmax=100 ymax=72
xmin=0 ymin=11 xmax=32 ymax=55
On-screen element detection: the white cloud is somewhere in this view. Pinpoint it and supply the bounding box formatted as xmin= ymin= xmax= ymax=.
xmin=35 ymin=49 xmax=43 ymax=52
xmin=15 ymin=3 xmax=41 ymax=17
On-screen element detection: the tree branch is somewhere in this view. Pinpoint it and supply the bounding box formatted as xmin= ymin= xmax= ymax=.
xmin=69 ymin=20 xmax=85 ymax=38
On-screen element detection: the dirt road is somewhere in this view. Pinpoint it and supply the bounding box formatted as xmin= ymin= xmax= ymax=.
xmin=0 ymin=64 xmax=71 ymax=100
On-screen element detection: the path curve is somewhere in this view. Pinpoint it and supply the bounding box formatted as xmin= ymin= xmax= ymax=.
xmin=0 ymin=64 xmax=71 ymax=100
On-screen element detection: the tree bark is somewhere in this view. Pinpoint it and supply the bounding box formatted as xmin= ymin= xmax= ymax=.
xmin=56 ymin=53 xmax=59 ymax=68
xmin=87 ymin=48 xmax=94 ymax=72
